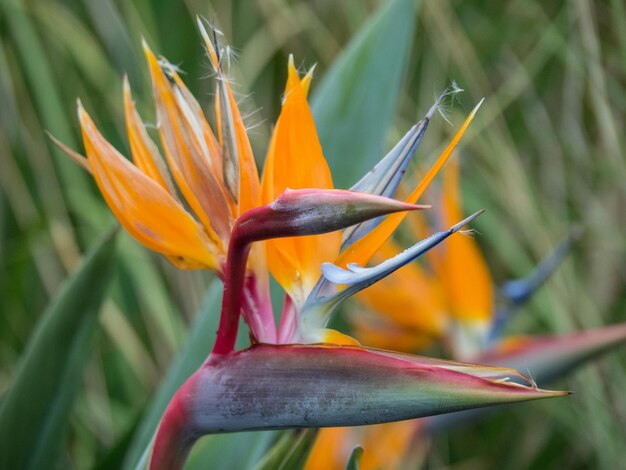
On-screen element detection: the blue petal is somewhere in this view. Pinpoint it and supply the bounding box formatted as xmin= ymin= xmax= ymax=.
xmin=342 ymin=85 xmax=462 ymax=250
xmin=489 ymin=228 xmax=579 ymax=342
xmin=305 ymin=210 xmax=484 ymax=323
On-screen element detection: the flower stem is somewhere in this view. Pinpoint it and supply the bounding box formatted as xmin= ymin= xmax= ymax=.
xmin=212 ymin=225 xmax=251 ymax=355
xmin=149 ymin=373 xmax=199 ymax=470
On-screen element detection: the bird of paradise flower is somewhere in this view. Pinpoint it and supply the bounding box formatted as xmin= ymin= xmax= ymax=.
xmin=54 ymin=21 xmax=569 ymax=470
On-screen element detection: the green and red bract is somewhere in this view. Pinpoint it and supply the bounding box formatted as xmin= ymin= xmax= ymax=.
xmin=59 ymin=22 xmax=571 ymax=470
xmin=150 ymin=344 xmax=567 ymax=470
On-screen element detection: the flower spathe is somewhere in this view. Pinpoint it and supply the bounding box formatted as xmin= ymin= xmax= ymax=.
xmin=58 ymin=21 xmax=570 ymax=470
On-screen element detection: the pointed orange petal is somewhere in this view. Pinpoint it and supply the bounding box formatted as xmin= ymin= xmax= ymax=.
xmin=432 ymin=158 xmax=493 ymax=323
xmin=199 ymin=23 xmax=261 ymax=215
xmin=336 ymin=101 xmax=483 ymax=268
xmin=144 ymin=43 xmax=231 ymax=247
xmin=261 ymin=58 xmax=341 ymax=302
xmin=306 ymin=422 xmax=420 ymax=470
xmin=78 ymin=103 xmax=219 ymax=270
xmin=305 ymin=428 xmax=353 ymax=470
xmin=123 ymin=76 xmax=178 ymax=196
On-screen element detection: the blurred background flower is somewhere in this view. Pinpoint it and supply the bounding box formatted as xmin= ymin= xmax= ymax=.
xmin=0 ymin=0 xmax=624 ymax=468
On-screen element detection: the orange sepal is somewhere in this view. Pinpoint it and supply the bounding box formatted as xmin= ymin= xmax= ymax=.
xmin=227 ymin=87 xmax=261 ymax=215
xmin=304 ymin=427 xmax=353 ymax=470
xmin=350 ymin=313 xmax=436 ymax=353
xmin=143 ymin=43 xmax=231 ymax=247
xmin=305 ymin=421 xmax=420 ymax=470
xmin=432 ymin=158 xmax=494 ymax=323
xmin=123 ymin=76 xmax=177 ymax=196
xmin=48 ymin=133 xmax=92 ymax=174
xmin=320 ymin=329 xmax=361 ymax=346
xmin=261 ymin=57 xmax=341 ymax=303
xmin=78 ymin=103 xmax=219 ymax=271
xmin=300 ymin=65 xmax=316 ymax=97
xmin=199 ymin=24 xmax=261 ymax=216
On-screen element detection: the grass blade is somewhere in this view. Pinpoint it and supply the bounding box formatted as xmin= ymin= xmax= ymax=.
xmin=0 ymin=229 xmax=117 ymax=469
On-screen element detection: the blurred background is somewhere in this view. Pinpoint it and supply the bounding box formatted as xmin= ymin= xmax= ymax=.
xmin=0 ymin=0 xmax=624 ymax=468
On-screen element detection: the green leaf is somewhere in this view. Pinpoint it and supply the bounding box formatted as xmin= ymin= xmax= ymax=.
xmin=123 ymin=281 xmax=224 ymax=470
xmin=345 ymin=446 xmax=364 ymax=470
xmin=312 ymin=0 xmax=418 ymax=188
xmin=251 ymin=430 xmax=318 ymax=470
xmin=185 ymin=431 xmax=277 ymax=470
xmin=0 ymin=229 xmax=117 ymax=469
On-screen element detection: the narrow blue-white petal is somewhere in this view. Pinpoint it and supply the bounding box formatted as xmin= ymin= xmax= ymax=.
xmin=349 ymin=86 xmax=460 ymax=197
xmin=489 ymin=229 xmax=579 ymax=342
xmin=304 ymin=211 xmax=484 ymax=327
xmin=341 ymin=85 xmax=462 ymax=250
xmin=501 ymin=229 xmax=579 ymax=306
xmin=349 ymin=121 xmax=426 ymax=196
xmin=326 ymin=210 xmax=483 ymax=286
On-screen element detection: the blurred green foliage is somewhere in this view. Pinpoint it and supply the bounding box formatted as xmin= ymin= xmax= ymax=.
xmin=0 ymin=0 xmax=624 ymax=468
xmin=0 ymin=230 xmax=116 ymax=469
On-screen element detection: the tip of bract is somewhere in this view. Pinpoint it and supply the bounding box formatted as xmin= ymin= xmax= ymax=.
xmin=450 ymin=209 xmax=484 ymax=232
xmin=182 ymin=344 xmax=568 ymax=435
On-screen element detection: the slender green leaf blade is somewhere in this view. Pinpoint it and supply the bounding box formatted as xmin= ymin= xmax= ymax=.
xmin=186 ymin=431 xmax=277 ymax=470
xmin=312 ymin=0 xmax=417 ymax=188
xmin=252 ymin=430 xmax=318 ymax=470
xmin=0 ymin=229 xmax=117 ymax=469
xmin=345 ymin=446 xmax=364 ymax=470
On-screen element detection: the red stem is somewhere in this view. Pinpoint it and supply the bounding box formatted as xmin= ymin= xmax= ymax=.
xmin=212 ymin=227 xmax=251 ymax=355
xmin=149 ymin=373 xmax=200 ymax=470
xmin=212 ymin=206 xmax=274 ymax=355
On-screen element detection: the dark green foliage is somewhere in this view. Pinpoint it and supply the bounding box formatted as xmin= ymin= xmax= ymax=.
xmin=0 ymin=230 xmax=117 ymax=469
